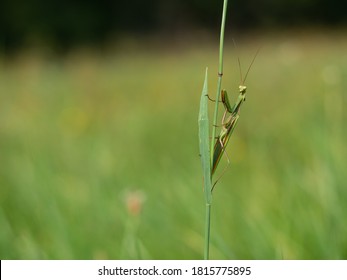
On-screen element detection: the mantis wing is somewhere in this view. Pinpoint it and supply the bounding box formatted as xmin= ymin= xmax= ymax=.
xmin=211 ymin=115 xmax=239 ymax=175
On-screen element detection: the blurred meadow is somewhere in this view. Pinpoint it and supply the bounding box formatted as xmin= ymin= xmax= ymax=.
xmin=1 ymin=29 xmax=347 ymax=259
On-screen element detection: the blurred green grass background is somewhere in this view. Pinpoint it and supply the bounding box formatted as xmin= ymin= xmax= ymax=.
xmin=1 ymin=31 xmax=347 ymax=259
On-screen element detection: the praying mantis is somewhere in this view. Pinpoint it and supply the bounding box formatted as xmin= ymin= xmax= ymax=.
xmin=211 ymin=87 xmax=245 ymax=175
xmin=199 ymin=48 xmax=259 ymax=193
xmin=211 ymin=49 xmax=259 ymax=179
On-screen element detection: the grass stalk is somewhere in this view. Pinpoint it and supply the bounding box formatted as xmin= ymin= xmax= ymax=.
xmin=210 ymin=0 xmax=228 ymax=162
xmin=204 ymin=202 xmax=211 ymax=259
xmin=203 ymin=0 xmax=228 ymax=260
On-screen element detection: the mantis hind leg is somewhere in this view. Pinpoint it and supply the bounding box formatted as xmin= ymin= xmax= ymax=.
xmin=212 ymin=109 xmax=229 ymax=128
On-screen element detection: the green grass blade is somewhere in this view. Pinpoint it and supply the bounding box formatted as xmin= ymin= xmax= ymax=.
xmin=198 ymin=68 xmax=212 ymax=205
xmin=198 ymin=68 xmax=213 ymax=260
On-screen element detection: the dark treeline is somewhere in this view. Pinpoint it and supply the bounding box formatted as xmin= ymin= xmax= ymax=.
xmin=1 ymin=0 xmax=346 ymax=50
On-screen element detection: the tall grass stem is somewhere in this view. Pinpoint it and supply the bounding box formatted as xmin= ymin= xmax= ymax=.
xmin=210 ymin=0 xmax=228 ymax=162
xmin=203 ymin=0 xmax=228 ymax=260
xmin=204 ymin=203 xmax=211 ymax=259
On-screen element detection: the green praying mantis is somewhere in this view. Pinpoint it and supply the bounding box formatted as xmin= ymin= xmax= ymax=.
xmin=211 ymin=87 xmax=245 ymax=176
xmin=199 ymin=49 xmax=259 ymax=193
xmin=210 ymin=50 xmax=259 ymax=182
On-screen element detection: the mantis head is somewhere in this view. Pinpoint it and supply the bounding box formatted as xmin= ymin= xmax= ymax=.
xmin=239 ymin=85 xmax=247 ymax=94
xmin=237 ymin=47 xmax=260 ymax=97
